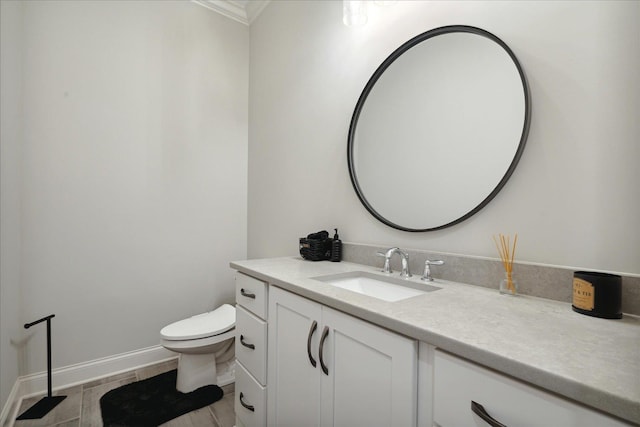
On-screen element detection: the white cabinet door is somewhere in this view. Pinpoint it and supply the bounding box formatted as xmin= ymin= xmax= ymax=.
xmin=268 ymin=286 xmax=418 ymax=427
xmin=434 ymin=350 xmax=631 ymax=427
xmin=236 ymin=362 xmax=267 ymax=427
xmin=268 ymin=286 xmax=323 ymax=427
xmin=236 ymin=305 xmax=268 ymax=385
xmin=321 ymin=306 xmax=417 ymax=427
xmin=236 ymin=272 xmax=268 ymax=319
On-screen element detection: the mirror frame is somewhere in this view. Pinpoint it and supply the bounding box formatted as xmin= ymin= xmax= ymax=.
xmin=347 ymin=25 xmax=531 ymax=232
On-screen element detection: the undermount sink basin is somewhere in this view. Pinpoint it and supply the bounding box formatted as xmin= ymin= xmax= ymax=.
xmin=313 ymin=271 xmax=440 ymax=302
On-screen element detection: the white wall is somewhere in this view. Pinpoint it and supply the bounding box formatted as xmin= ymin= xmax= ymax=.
xmin=1 ymin=0 xmax=24 ymax=408
xmin=248 ymin=0 xmax=640 ymax=275
xmin=11 ymin=0 xmax=248 ymax=377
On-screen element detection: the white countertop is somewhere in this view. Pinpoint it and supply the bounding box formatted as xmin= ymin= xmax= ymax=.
xmin=230 ymin=256 xmax=640 ymax=424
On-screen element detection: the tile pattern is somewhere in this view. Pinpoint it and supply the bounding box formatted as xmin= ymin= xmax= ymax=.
xmin=13 ymin=359 xmax=235 ymax=427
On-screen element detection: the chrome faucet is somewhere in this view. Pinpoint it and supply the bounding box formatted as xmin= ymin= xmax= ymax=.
xmin=377 ymin=247 xmax=412 ymax=278
xmin=421 ymin=259 xmax=444 ymax=281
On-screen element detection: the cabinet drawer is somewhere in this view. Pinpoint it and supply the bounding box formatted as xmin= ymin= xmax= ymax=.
xmin=433 ymin=350 xmax=630 ymax=427
xmin=236 ymin=361 xmax=266 ymax=427
xmin=235 ymin=272 xmax=268 ymax=319
xmin=236 ymin=305 xmax=267 ymax=385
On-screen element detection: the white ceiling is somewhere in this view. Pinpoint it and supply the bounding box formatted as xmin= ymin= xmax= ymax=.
xmin=192 ymin=0 xmax=271 ymax=26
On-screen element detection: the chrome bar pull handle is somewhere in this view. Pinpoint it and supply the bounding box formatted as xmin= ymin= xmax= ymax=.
xmin=471 ymin=401 xmax=507 ymax=427
xmin=240 ymin=334 xmax=255 ymax=350
xmin=307 ymin=320 xmax=318 ymax=367
xmin=319 ymin=326 xmax=330 ymax=375
xmin=240 ymin=288 xmax=256 ymax=299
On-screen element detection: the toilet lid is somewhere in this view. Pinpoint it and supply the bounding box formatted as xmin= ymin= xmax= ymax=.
xmin=160 ymin=304 xmax=236 ymax=341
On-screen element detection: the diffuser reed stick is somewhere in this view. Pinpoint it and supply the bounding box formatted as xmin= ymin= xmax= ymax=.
xmin=493 ymin=233 xmax=518 ymax=294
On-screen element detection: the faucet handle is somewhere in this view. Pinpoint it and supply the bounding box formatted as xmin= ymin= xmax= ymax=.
xmin=421 ymin=259 xmax=444 ymax=282
xmin=398 ymin=250 xmax=412 ymax=278
xmin=376 ymin=251 xmax=393 ymax=274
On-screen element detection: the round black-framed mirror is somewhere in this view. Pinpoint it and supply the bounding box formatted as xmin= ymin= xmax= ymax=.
xmin=347 ymin=25 xmax=531 ymax=232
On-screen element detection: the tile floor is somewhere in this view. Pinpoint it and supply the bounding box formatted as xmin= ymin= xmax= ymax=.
xmin=12 ymin=359 xmax=235 ymax=427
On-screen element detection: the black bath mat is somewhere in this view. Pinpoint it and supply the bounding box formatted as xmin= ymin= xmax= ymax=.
xmin=100 ymin=369 xmax=223 ymax=426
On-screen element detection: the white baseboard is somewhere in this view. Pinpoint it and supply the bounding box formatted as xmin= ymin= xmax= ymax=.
xmin=1 ymin=345 xmax=176 ymax=427
xmin=217 ymin=359 xmax=236 ymax=387
xmin=18 ymin=345 xmax=176 ymax=398
xmin=0 ymin=380 xmax=21 ymax=427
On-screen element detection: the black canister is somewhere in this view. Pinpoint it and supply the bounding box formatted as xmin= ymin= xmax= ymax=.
xmin=572 ymin=271 xmax=622 ymax=319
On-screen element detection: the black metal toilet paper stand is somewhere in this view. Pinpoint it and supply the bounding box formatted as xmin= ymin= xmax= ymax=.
xmin=16 ymin=314 xmax=67 ymax=420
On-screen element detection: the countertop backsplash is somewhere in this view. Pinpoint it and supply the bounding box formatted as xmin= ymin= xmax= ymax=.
xmin=342 ymin=242 xmax=640 ymax=316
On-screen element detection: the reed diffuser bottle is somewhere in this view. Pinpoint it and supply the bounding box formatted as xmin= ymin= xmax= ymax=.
xmin=494 ymin=233 xmax=518 ymax=295
xmin=500 ymin=271 xmax=518 ymax=295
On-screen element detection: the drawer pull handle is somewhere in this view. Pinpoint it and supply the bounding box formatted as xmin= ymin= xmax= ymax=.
xmin=239 ymin=392 xmax=255 ymax=412
xmin=240 ymin=334 xmax=255 ymax=350
xmin=471 ymin=401 xmax=507 ymax=427
xmin=307 ymin=320 xmax=318 ymax=367
xmin=319 ymin=326 xmax=330 ymax=376
xmin=240 ymin=288 xmax=256 ymax=299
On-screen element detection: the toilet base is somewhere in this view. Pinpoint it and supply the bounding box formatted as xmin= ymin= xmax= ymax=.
xmin=176 ymin=353 xmax=218 ymax=393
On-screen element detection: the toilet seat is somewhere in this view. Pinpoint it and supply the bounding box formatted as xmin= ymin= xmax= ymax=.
xmin=161 ymin=303 xmax=235 ymax=341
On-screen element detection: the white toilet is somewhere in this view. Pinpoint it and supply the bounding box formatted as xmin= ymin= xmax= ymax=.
xmin=160 ymin=304 xmax=236 ymax=393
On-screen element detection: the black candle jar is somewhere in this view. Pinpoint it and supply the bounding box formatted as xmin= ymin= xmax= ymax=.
xmin=572 ymin=271 xmax=622 ymax=319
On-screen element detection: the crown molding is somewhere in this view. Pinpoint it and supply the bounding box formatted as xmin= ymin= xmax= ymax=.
xmin=244 ymin=0 xmax=271 ymax=24
xmin=192 ymin=0 xmax=270 ymax=26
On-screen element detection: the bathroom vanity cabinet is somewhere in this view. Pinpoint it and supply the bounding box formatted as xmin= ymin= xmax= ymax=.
xmin=234 ymin=272 xmax=417 ymax=427
xmin=234 ymin=272 xmax=268 ymax=427
xmin=433 ymin=350 xmax=629 ymax=427
xmin=267 ymin=286 xmax=417 ymax=427
xmin=231 ymin=258 xmax=639 ymax=426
